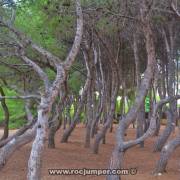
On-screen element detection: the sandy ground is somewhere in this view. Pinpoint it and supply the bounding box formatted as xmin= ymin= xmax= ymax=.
xmin=0 ymin=125 xmax=179 ymax=180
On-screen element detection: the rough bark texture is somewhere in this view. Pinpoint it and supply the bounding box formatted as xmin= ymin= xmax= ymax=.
xmin=27 ymin=98 xmax=50 ymax=180
xmin=48 ymin=89 xmax=66 ymax=148
xmin=0 ymin=125 xmax=36 ymax=169
xmin=48 ymin=119 xmax=61 ymax=148
xmin=107 ymin=2 xmax=157 ymax=179
xmin=27 ymin=1 xmax=83 ymax=179
xmin=153 ymin=110 xmax=175 ymax=152
xmin=0 ymin=87 xmax=10 ymax=140
xmin=154 ymin=134 xmax=180 ymax=174
xmin=0 ymin=118 xmax=36 ymax=148
xmin=107 ymin=148 xmax=124 ymax=180
xmin=134 ymin=34 xmax=145 ymax=147
xmin=136 ymin=104 xmax=145 ymax=148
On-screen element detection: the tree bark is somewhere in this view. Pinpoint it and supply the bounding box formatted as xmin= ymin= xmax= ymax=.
xmin=107 ymin=2 xmax=156 ymax=179
xmin=85 ymin=86 xmax=94 ymax=147
xmin=154 ymin=134 xmax=180 ymax=174
xmin=83 ymin=45 xmax=95 ymax=148
xmin=153 ymin=110 xmax=175 ymax=152
xmin=133 ymin=33 xmax=145 ymax=147
xmin=0 ymin=124 xmax=36 ymax=169
xmin=93 ymin=74 xmax=118 ymax=154
xmin=90 ymin=46 xmax=105 ymax=138
xmin=61 ymin=76 xmax=90 ymax=143
xmin=48 ymin=109 xmax=61 ymax=149
xmin=28 ymin=1 xmax=83 ymax=179
xmin=0 ymin=118 xmax=36 ymax=148
xmin=136 ymin=104 xmax=145 ymax=148
xmin=27 ymin=98 xmax=50 ymax=180
xmin=48 ymin=89 xmax=66 ymax=148
xmin=0 ymin=87 xmax=10 ymax=140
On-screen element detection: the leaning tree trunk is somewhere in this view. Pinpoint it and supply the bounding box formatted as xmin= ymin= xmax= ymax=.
xmin=90 ymin=47 xmax=105 ymax=138
xmin=163 ymin=23 xmax=177 ymax=130
xmin=107 ymin=2 xmax=156 ymax=179
xmin=28 ymin=0 xmax=83 ymax=179
xmin=61 ymin=98 xmax=85 ymax=143
xmin=84 ymin=90 xmax=94 ymax=148
xmin=0 ymin=87 xmax=10 ymax=140
xmin=48 ymin=89 xmax=66 ymax=148
xmin=133 ymin=34 xmax=145 ymax=147
xmin=0 ymin=1 xmax=83 ymax=180
xmin=93 ymin=76 xmax=118 ymax=154
xmin=48 ymin=110 xmax=61 ymax=149
xmin=0 ymin=118 xmax=36 ymax=148
xmin=83 ymin=45 xmax=95 ymax=148
xmin=61 ymin=74 xmax=90 ymax=143
xmin=61 ymin=46 xmax=93 ymax=144
xmin=90 ymin=92 xmax=103 ymax=138
xmin=154 ymin=134 xmax=180 ymax=174
xmin=85 ymin=77 xmax=95 ymax=148
xmin=0 ymin=124 xmax=36 ymax=169
xmin=153 ymin=110 xmax=175 ymax=152
xmin=91 ymin=30 xmax=119 ymax=154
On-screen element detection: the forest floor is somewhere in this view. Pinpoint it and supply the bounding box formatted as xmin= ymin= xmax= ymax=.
xmin=0 ymin=124 xmax=179 ymax=180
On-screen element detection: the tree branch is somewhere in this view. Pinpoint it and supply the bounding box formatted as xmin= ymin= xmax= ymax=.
xmin=0 ymin=95 xmax=40 ymax=100
xmin=171 ymin=2 xmax=180 ymax=18
xmin=0 ymin=19 xmax=62 ymax=68
xmin=123 ymin=95 xmax=180 ymax=150
xmin=63 ymin=0 xmax=84 ymax=70
xmin=19 ymin=53 xmax=50 ymax=91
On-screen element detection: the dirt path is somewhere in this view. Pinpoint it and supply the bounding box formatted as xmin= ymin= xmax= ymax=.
xmin=0 ymin=125 xmax=179 ymax=180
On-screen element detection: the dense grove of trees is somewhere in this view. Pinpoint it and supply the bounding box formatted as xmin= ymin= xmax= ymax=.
xmin=0 ymin=0 xmax=179 ymax=180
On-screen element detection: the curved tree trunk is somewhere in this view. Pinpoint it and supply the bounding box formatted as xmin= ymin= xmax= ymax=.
xmin=0 ymin=118 xmax=36 ymax=148
xmin=93 ymin=80 xmax=118 ymax=154
xmin=61 ymin=76 xmax=90 ymax=143
xmin=48 ymin=90 xmax=65 ymax=148
xmin=48 ymin=114 xmax=61 ymax=149
xmin=154 ymin=134 xmax=180 ymax=174
xmin=83 ymin=46 xmax=95 ymax=148
xmin=0 ymin=124 xmax=36 ymax=169
xmin=91 ymin=29 xmax=119 ymax=154
xmin=0 ymin=1 xmax=83 ymax=179
xmin=0 ymin=87 xmax=10 ymax=140
xmin=133 ymin=34 xmax=144 ymax=147
xmin=90 ymin=97 xmax=103 ymax=138
xmin=28 ymin=1 xmax=83 ymax=179
xmin=153 ymin=110 xmax=175 ymax=152
xmin=107 ymin=2 xmax=156 ymax=179
xmin=91 ymin=45 xmax=105 ymax=138
xmin=85 ymin=91 xmax=94 ymax=148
